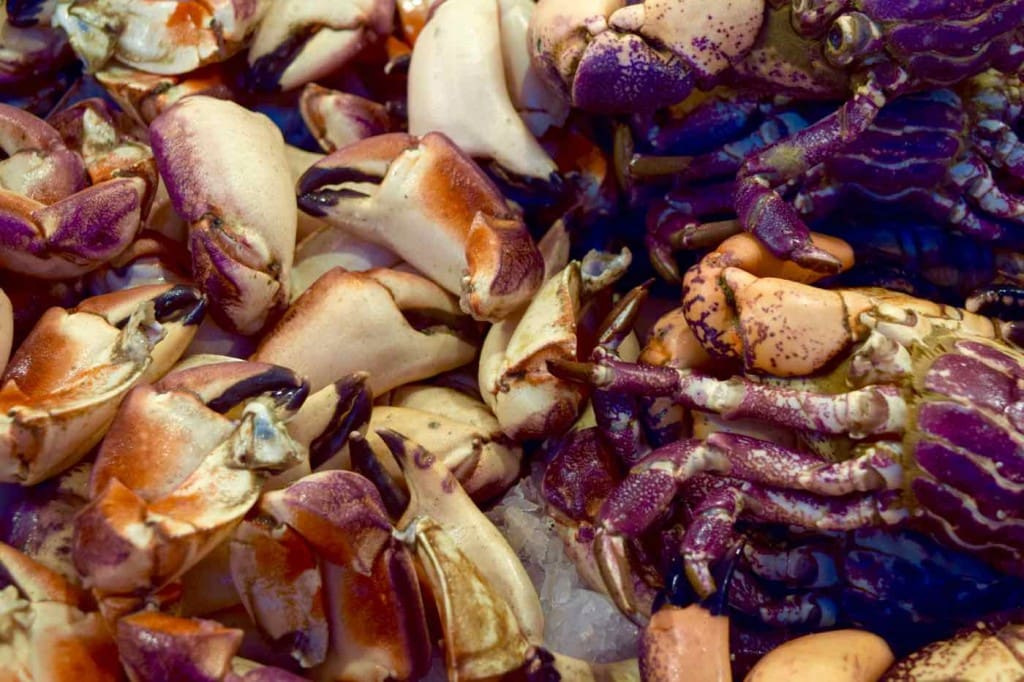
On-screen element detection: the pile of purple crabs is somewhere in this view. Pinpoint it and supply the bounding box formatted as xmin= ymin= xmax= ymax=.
xmin=1 ymin=0 xmax=1024 ymax=679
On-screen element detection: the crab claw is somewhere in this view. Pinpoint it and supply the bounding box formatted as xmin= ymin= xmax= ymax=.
xmin=396 ymin=516 xmax=533 ymax=679
xmin=116 ymin=611 xmax=309 ymax=682
xmin=0 ymin=542 xmax=120 ymax=681
xmin=407 ymin=0 xmax=558 ymax=180
xmin=151 ymin=96 xmax=296 ymax=335
xmin=95 ymin=64 xmax=236 ymax=125
xmin=246 ymin=0 xmax=394 ymax=91
xmin=299 ymin=84 xmax=391 ymax=153
xmin=72 ymin=360 xmax=306 ymax=600
xmin=383 ymin=428 xmax=544 ymax=643
xmin=0 ymin=103 xmax=86 ymax=204
xmin=236 ymin=470 xmax=431 ymax=680
xmin=0 ymin=283 xmax=204 ymax=485
xmin=478 ymin=249 xmax=630 ymax=440
xmin=52 ymin=0 xmax=268 ymax=74
xmin=253 ymin=267 xmax=478 ymax=395
xmin=530 ymin=0 xmax=764 ymax=113
xmin=297 ymin=132 xmax=544 ymax=322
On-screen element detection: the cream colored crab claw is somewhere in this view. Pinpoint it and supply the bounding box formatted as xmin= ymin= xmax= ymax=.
xmin=253 ymin=267 xmax=478 ymax=395
xmin=395 ymin=515 xmax=532 ymax=680
xmin=407 ymin=0 xmax=558 ymax=180
xmin=0 ymin=542 xmax=120 ymax=682
xmin=367 ymin=384 xmax=522 ymax=500
xmin=297 ymin=132 xmax=544 ymax=322
xmin=72 ymin=360 xmax=306 ymax=602
xmin=380 ymin=428 xmax=543 ymax=643
xmin=151 ymin=96 xmax=296 ymax=335
xmin=478 ymin=249 xmax=631 ymax=440
xmin=0 ymin=283 xmax=204 ymax=486
xmin=52 ymin=0 xmax=268 ymax=74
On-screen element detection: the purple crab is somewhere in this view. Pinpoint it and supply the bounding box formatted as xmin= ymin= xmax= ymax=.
xmin=548 ymin=234 xmax=1024 ymax=622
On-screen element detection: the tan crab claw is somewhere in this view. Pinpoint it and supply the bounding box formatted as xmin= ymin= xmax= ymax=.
xmin=299 ymin=84 xmax=392 ymax=153
xmin=52 ymin=0 xmax=268 ymax=74
xmin=367 ymin=384 xmax=522 ymax=501
xmin=116 ymin=611 xmax=308 ymax=682
xmin=478 ymin=248 xmax=631 ymax=440
xmin=0 ymin=283 xmax=205 ymax=485
xmin=395 ymin=515 xmax=533 ymax=680
xmin=72 ymin=360 xmax=306 ymax=604
xmin=253 ymin=267 xmax=478 ymax=395
xmin=246 ymin=0 xmax=394 ymax=91
xmin=407 ymin=0 xmax=558 ymax=180
xmin=296 ymin=132 xmax=544 ymax=322
xmin=232 ymin=470 xmax=431 ymax=680
xmin=381 ymin=428 xmax=544 ymax=643
xmin=0 ymin=542 xmax=120 ymax=681
xmin=151 ymin=96 xmax=296 ymax=335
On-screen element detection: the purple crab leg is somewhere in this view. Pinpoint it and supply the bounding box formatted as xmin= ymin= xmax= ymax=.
xmin=681 ymin=476 xmax=904 ymax=596
xmin=734 ymin=71 xmax=903 ymax=272
xmin=550 ymin=355 xmax=907 ymax=437
xmin=726 ymin=568 xmax=839 ymax=628
xmin=951 ymin=153 xmax=1024 ymax=222
xmin=646 ymin=182 xmax=736 ymax=280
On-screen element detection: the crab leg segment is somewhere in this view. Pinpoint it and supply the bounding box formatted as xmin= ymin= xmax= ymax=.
xmin=151 ymin=96 xmax=296 ymax=335
xmin=297 ymin=132 xmax=544 ymax=321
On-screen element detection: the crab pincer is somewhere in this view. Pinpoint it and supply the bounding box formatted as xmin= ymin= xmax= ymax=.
xmin=151 ymin=96 xmax=296 ymax=336
xmin=296 ymin=132 xmax=544 ymax=322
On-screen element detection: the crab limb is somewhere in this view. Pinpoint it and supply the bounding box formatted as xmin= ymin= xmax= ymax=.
xmin=253 ymin=267 xmax=478 ymax=395
xmin=382 ymin=429 xmax=544 ymax=643
xmin=52 ymin=0 xmax=268 ymax=74
xmin=299 ymin=84 xmax=391 ymax=154
xmin=297 ymin=132 xmax=544 ymax=322
xmin=407 ymin=0 xmax=557 ymax=180
xmin=239 ymin=471 xmax=432 ymax=680
xmin=0 ymin=103 xmax=85 ymax=204
xmin=246 ymin=0 xmax=394 ymax=91
xmin=0 ymin=283 xmax=204 ymax=485
xmin=0 ymin=542 xmax=120 ymax=682
xmin=73 ymin=361 xmax=306 ymax=601
xmin=151 ymin=96 xmax=296 ymax=335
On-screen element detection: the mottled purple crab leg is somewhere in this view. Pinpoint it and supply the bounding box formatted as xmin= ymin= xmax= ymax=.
xmin=734 ymin=71 xmax=905 ymax=272
xmin=725 ymin=568 xmax=839 ymax=628
xmin=679 ymin=476 xmax=904 ymax=597
xmin=550 ymin=354 xmax=907 ymax=437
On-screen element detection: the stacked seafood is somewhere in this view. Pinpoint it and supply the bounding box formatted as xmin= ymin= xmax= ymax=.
xmin=1 ymin=0 xmax=1023 ymax=680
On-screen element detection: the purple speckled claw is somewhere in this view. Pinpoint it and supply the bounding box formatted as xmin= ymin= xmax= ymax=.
xmin=299 ymin=83 xmax=390 ymax=153
xmin=529 ymin=0 xmax=765 ymax=113
xmin=151 ymin=96 xmax=296 ymax=335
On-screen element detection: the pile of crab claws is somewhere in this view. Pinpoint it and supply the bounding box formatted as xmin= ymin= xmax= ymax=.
xmin=252 ymin=267 xmax=478 ymax=396
xmin=394 ymin=515 xmax=534 ymax=680
xmin=295 ymin=131 xmax=545 ymax=322
xmin=0 ymin=283 xmax=204 ymax=486
xmin=51 ymin=0 xmax=268 ymax=75
xmin=72 ymin=359 xmax=305 ymax=605
xmin=478 ymin=247 xmax=631 ymax=441
xmin=116 ymin=610 xmax=309 ymax=682
xmin=298 ymin=83 xmax=391 ymax=153
xmin=382 ymin=427 xmax=546 ymax=644
xmin=407 ymin=0 xmax=558 ymax=181
xmin=150 ymin=95 xmax=296 ymax=336
xmin=0 ymin=541 xmax=121 ymax=681
xmin=232 ymin=470 xmax=432 ymax=681
xmin=245 ymin=0 xmax=394 ymax=92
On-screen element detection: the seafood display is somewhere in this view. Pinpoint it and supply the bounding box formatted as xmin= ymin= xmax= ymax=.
xmin=1 ymin=1 xmax=1023 ymax=680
